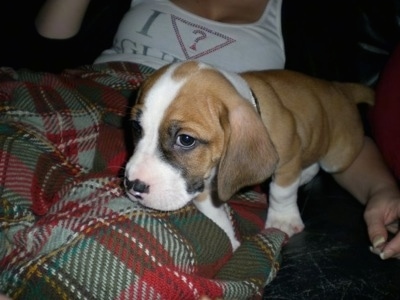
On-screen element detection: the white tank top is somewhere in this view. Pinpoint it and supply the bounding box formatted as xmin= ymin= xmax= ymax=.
xmin=95 ymin=0 xmax=285 ymax=73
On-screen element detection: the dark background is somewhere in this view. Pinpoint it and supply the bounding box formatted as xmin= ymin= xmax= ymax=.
xmin=0 ymin=0 xmax=130 ymax=72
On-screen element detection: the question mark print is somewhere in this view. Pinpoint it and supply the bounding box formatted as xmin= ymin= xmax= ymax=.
xmin=189 ymin=30 xmax=207 ymax=51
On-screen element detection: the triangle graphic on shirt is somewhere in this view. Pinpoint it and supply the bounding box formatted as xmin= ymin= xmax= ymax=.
xmin=171 ymin=15 xmax=236 ymax=60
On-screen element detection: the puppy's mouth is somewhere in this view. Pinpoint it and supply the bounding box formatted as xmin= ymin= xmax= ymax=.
xmin=127 ymin=190 xmax=143 ymax=201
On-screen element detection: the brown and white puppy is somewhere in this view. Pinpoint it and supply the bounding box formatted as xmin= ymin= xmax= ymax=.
xmin=124 ymin=61 xmax=374 ymax=250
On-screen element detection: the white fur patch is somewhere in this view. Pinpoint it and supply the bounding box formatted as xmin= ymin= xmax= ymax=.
xmin=125 ymin=64 xmax=193 ymax=211
xmin=265 ymin=178 xmax=305 ymax=236
xmin=194 ymin=196 xmax=240 ymax=251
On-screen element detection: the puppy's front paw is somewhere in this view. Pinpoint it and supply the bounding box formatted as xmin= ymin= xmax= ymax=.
xmin=265 ymin=209 xmax=305 ymax=237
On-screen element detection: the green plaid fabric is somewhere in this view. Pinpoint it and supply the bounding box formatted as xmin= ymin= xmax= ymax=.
xmin=0 ymin=62 xmax=286 ymax=299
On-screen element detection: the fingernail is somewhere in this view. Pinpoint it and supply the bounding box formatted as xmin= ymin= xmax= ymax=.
xmin=380 ymin=249 xmax=394 ymax=260
xmin=373 ymin=236 xmax=386 ymax=248
xmin=369 ymin=246 xmax=381 ymax=255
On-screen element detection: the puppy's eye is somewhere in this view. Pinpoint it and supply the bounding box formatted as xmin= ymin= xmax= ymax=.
xmin=176 ymin=134 xmax=196 ymax=149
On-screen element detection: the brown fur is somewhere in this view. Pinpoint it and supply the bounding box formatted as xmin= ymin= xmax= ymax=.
xmin=241 ymin=70 xmax=374 ymax=188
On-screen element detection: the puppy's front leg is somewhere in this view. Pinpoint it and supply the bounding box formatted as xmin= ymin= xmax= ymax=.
xmin=265 ymin=178 xmax=304 ymax=237
xmin=194 ymin=196 xmax=240 ymax=251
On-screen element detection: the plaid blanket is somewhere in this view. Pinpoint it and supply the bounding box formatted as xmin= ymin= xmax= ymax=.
xmin=0 ymin=62 xmax=286 ymax=300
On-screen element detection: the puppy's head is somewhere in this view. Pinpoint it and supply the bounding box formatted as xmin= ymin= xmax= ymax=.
xmin=124 ymin=61 xmax=278 ymax=211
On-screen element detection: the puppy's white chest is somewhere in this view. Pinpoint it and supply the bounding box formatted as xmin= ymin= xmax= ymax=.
xmin=194 ymin=196 xmax=240 ymax=251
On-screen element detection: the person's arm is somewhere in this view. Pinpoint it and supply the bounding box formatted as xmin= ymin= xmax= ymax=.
xmin=333 ymin=136 xmax=400 ymax=259
xmin=35 ymin=0 xmax=91 ymax=39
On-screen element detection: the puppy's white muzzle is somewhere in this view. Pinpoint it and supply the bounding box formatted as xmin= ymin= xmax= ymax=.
xmin=124 ymin=155 xmax=195 ymax=211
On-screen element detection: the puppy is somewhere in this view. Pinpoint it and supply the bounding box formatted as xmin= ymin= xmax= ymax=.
xmin=124 ymin=61 xmax=374 ymax=250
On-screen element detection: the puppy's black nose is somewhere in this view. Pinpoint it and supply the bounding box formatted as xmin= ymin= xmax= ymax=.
xmin=125 ymin=178 xmax=150 ymax=194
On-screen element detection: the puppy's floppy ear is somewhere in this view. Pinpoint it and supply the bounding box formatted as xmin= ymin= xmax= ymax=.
xmin=217 ymin=102 xmax=278 ymax=201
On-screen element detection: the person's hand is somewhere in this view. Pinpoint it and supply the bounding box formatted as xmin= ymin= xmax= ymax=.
xmin=331 ymin=137 xmax=400 ymax=260
xmin=364 ymin=185 xmax=400 ymax=260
